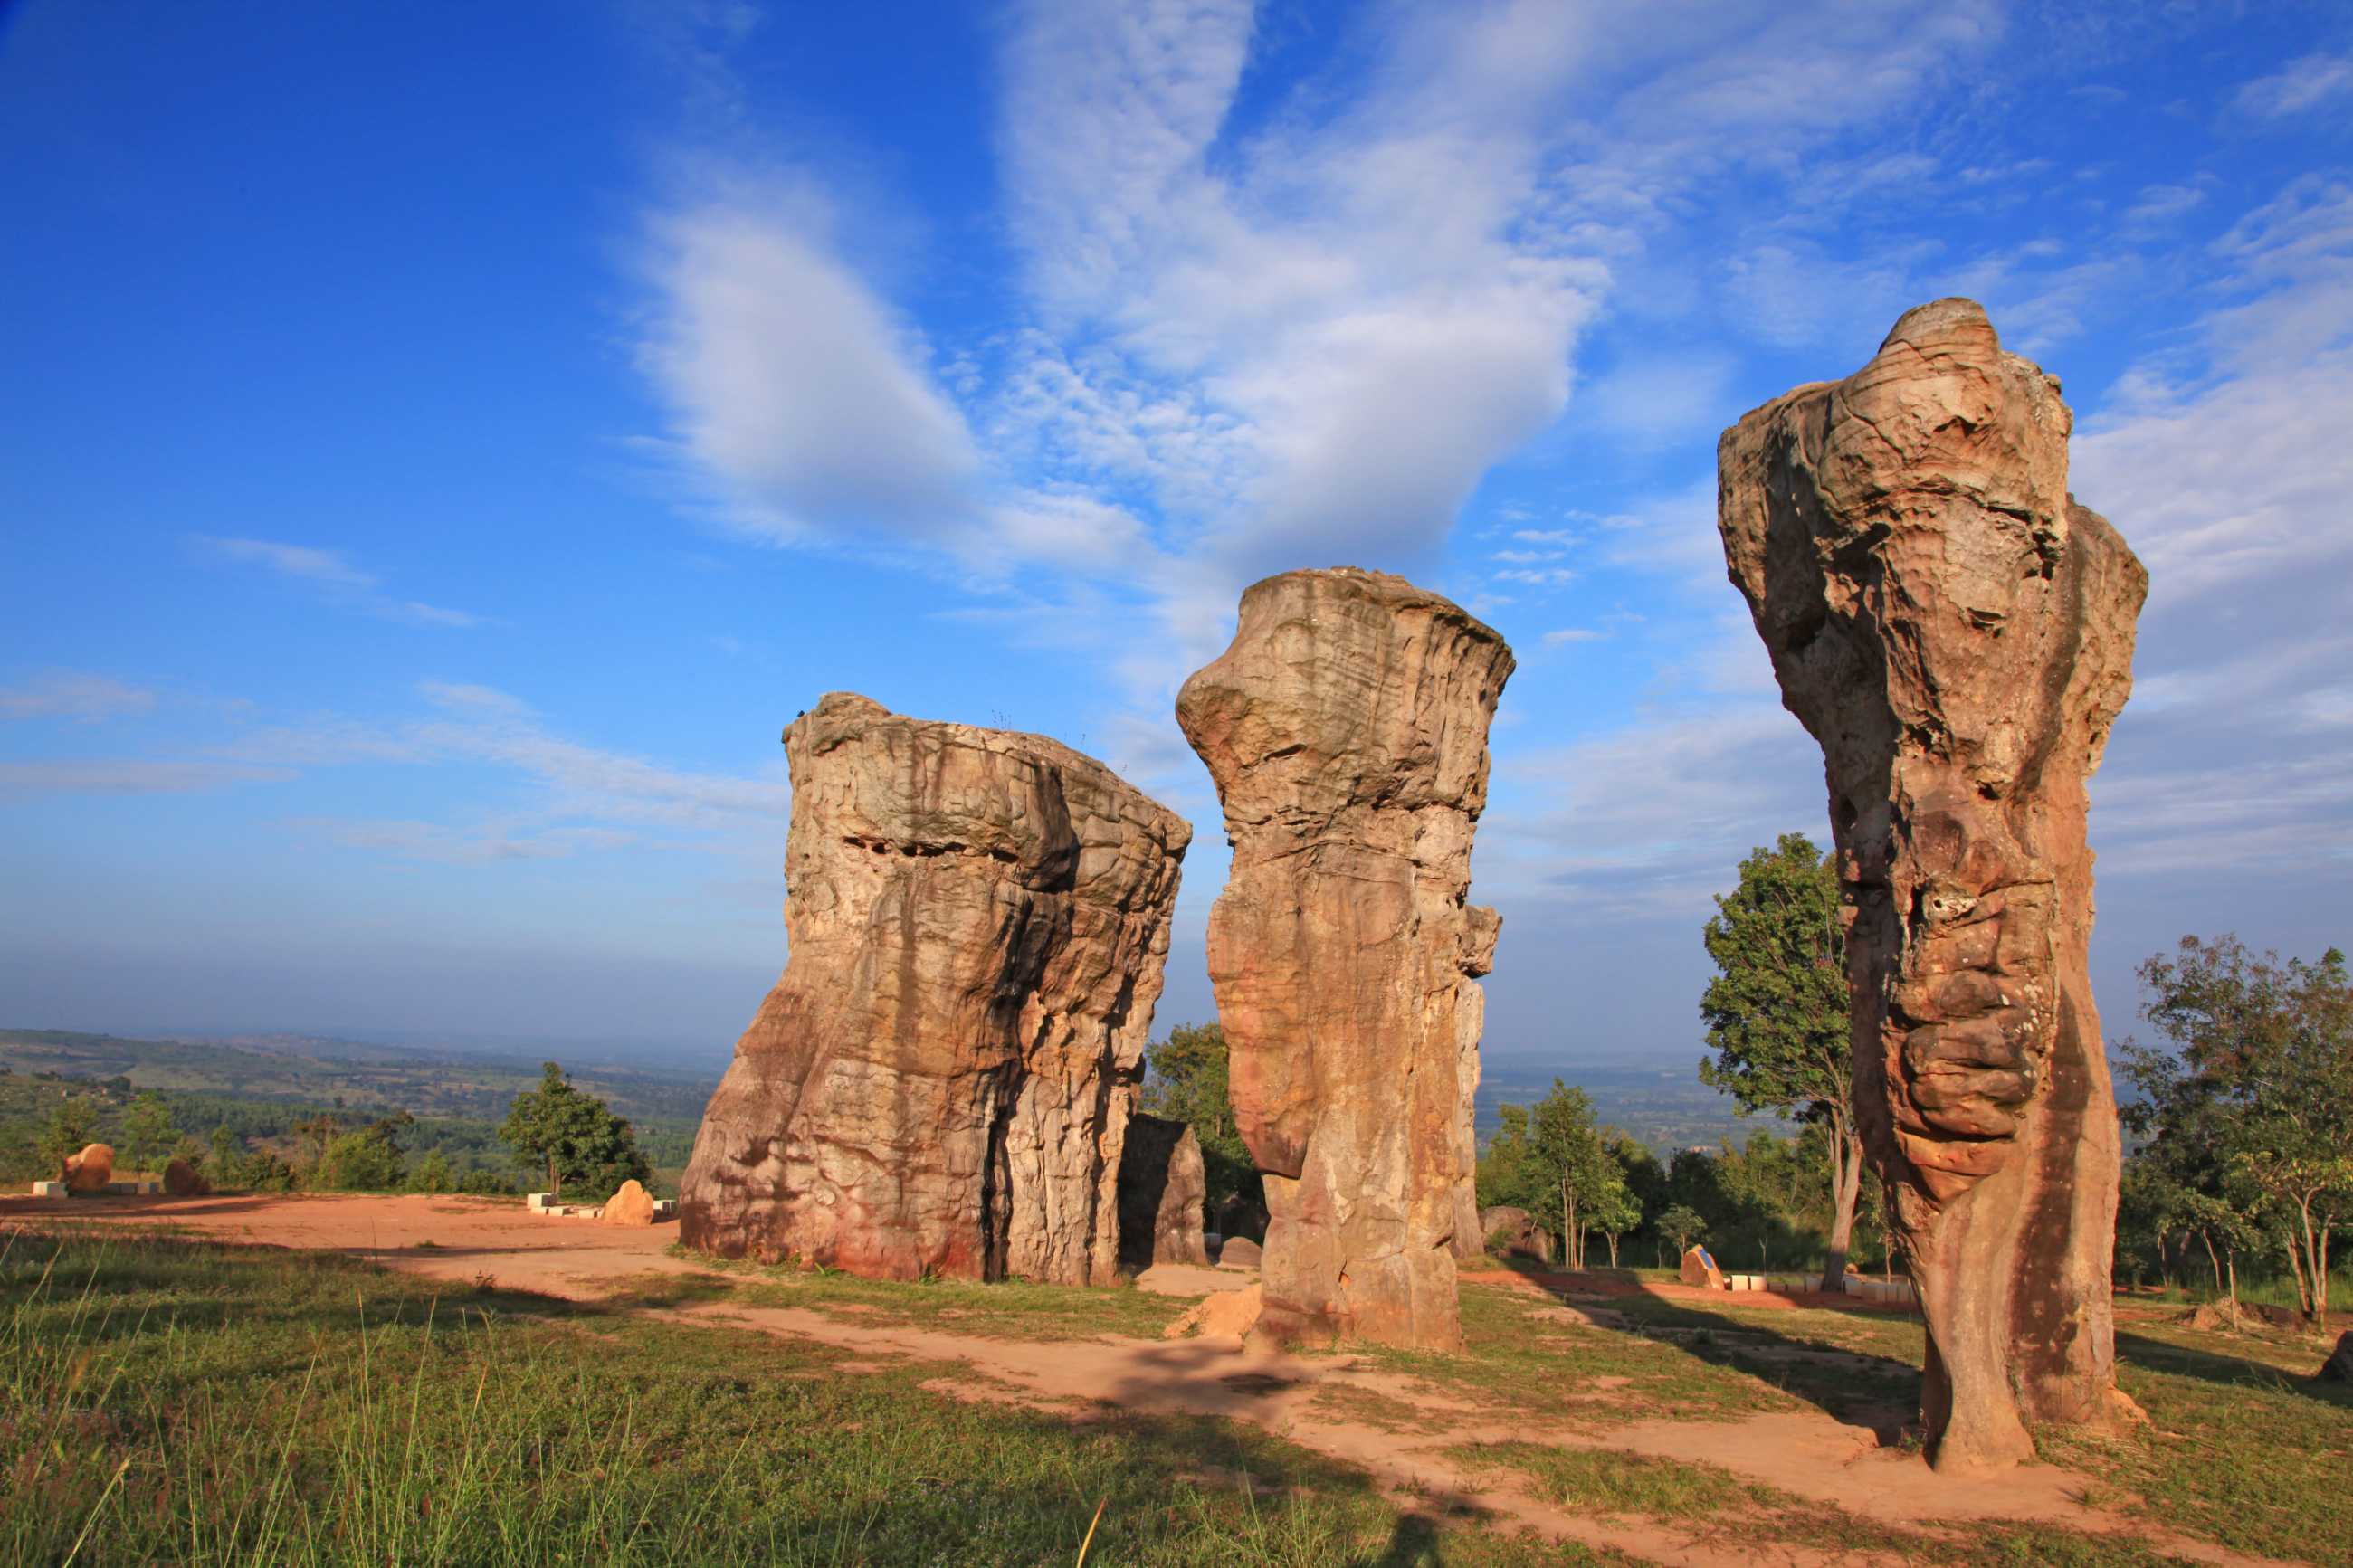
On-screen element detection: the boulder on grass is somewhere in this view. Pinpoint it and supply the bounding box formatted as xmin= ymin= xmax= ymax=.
xmin=2321 ymin=1331 xmax=2353 ymax=1383
xmin=1480 ymin=1205 xmax=1552 ymax=1265
xmin=62 ymin=1144 xmax=115 ymax=1194
xmin=1678 ymin=1246 xmax=1725 ymax=1289
xmin=1217 ymin=1235 xmax=1262 ymax=1270
xmin=600 ymin=1180 xmax=656 ymax=1226
xmin=162 ymin=1158 xmax=211 ymax=1197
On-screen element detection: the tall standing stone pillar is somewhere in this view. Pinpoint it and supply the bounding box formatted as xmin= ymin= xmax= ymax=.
xmin=1718 ymin=300 xmax=2148 ymax=1470
xmin=1176 ymin=568 xmax=1513 ymax=1350
xmin=679 ymin=693 xmax=1190 ymax=1287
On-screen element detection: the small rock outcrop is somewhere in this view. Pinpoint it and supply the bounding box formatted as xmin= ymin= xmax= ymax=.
xmin=679 ymin=693 xmax=1190 ymax=1287
xmin=1177 ymin=568 xmax=1513 ymax=1351
xmin=1118 ymin=1113 xmax=1209 ymax=1269
xmin=1719 ymin=299 xmax=2148 ymax=1472
xmin=2322 ymin=1332 xmax=2353 ymax=1383
xmin=1166 ymin=1282 xmax=1264 ymax=1342
xmin=1216 ymin=1235 xmax=1262 ymax=1270
xmin=162 ymin=1157 xmax=210 ymax=1197
xmin=62 ymin=1143 xmax=114 ymax=1193
xmin=1481 ymin=1205 xmax=1553 ymax=1266
xmin=601 ymin=1179 xmax=656 ymax=1226
xmin=1679 ymin=1247 xmax=1725 ymax=1289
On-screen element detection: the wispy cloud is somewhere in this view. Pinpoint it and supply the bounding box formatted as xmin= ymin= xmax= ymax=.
xmin=0 ymin=759 xmax=291 ymax=796
xmin=0 ymin=671 xmax=156 ymax=722
xmin=195 ymin=537 xmax=484 ymax=628
xmin=2234 ymin=52 xmax=2353 ymax=119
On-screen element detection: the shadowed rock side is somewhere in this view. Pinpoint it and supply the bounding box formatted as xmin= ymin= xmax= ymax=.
xmin=679 ymin=693 xmax=1190 ymax=1287
xmin=1176 ymin=568 xmax=1513 ymax=1352
xmin=1718 ymin=299 xmax=2148 ymax=1472
xmin=1117 ymin=1112 xmax=1210 ymax=1269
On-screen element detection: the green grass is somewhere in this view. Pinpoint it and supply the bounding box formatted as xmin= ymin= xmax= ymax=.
xmin=673 ymin=1243 xmax=1196 ymax=1341
xmin=1444 ymin=1442 xmax=1765 ymax=1516
xmin=1447 ymin=1442 xmax=2222 ymax=1567
xmin=1349 ymin=1282 xmax=1801 ymax=1429
xmin=4 ymin=1226 xmax=1648 ymax=1567
xmin=2040 ymin=1316 xmax=2353 ymax=1568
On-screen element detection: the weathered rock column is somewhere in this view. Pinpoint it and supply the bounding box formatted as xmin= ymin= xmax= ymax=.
xmin=1117 ymin=1112 xmax=1210 ymax=1269
xmin=1176 ymin=568 xmax=1513 ymax=1350
xmin=1718 ymin=299 xmax=2148 ymax=1471
xmin=679 ymin=692 xmax=1189 ymax=1287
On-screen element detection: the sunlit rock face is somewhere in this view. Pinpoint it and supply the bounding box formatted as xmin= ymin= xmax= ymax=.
xmin=679 ymin=693 xmax=1190 ymax=1287
xmin=1719 ymin=299 xmax=2148 ymax=1472
xmin=1176 ymin=568 xmax=1512 ymax=1352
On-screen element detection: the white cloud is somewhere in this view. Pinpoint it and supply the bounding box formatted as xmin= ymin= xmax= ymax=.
xmin=2234 ymin=52 xmax=2353 ymax=119
xmin=195 ymin=537 xmax=482 ymax=628
xmin=199 ymin=537 xmax=376 ymax=588
xmin=0 ymin=760 xmax=291 ymax=796
xmin=1541 ymin=627 xmax=1606 ymax=646
xmin=636 ymin=188 xmax=982 ymax=546
xmin=0 ymin=672 xmax=156 ymax=722
xmin=1485 ymin=702 xmax=1824 ymax=918
xmin=2121 ymin=183 xmax=2206 ymax=228
xmin=289 ymin=817 xmax=641 ymax=866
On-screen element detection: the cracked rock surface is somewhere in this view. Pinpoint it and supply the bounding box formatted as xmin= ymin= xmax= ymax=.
xmin=1177 ymin=568 xmax=1512 ymax=1351
xmin=679 ymin=693 xmax=1189 ymax=1286
xmin=1719 ymin=299 xmax=2148 ymax=1471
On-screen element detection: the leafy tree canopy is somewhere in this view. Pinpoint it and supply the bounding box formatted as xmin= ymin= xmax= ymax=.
xmin=1141 ymin=1022 xmax=1262 ymax=1215
xmin=498 ymin=1061 xmax=650 ymax=1200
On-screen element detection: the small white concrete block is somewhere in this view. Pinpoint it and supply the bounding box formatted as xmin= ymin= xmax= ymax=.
xmin=527 ymin=1192 xmax=557 ymax=1212
xmin=31 ymin=1180 xmax=67 ymax=1199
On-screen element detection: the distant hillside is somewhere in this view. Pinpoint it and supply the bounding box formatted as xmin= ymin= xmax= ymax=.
xmin=0 ymin=1029 xmax=719 ymax=1127
xmin=1476 ymin=1062 xmax=1788 ymax=1155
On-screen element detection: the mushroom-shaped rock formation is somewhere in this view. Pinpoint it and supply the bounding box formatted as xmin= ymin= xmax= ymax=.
xmin=1176 ymin=567 xmax=1513 ymax=1351
xmin=1718 ymin=299 xmax=2148 ymax=1472
xmin=678 ymin=693 xmax=1190 ymax=1286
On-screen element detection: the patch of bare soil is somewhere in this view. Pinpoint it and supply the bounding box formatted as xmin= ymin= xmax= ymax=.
xmin=13 ymin=1191 xmax=2295 ymax=1568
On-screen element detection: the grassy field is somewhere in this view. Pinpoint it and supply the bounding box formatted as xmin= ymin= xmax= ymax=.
xmin=5 ymin=1224 xmax=2345 ymax=1567
xmin=0 ymin=1227 xmax=1634 ymax=1567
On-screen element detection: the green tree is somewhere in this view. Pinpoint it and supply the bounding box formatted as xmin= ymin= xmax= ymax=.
xmin=317 ymin=1128 xmax=405 ymax=1191
xmin=1480 ymin=1081 xmax=1624 ymax=1269
xmin=1657 ymin=1203 xmax=1708 ymax=1257
xmin=407 ymin=1149 xmax=456 ymax=1193
xmin=1699 ymin=832 xmax=1862 ymax=1289
xmin=2127 ymin=936 xmax=2351 ymax=1319
xmin=207 ymin=1125 xmax=243 ymax=1183
xmin=498 ymin=1062 xmax=651 ymax=1199
xmin=1141 ymin=1023 xmax=1263 ymax=1217
xmin=38 ymin=1096 xmax=100 ymax=1171
xmin=119 ymin=1093 xmax=179 ymax=1172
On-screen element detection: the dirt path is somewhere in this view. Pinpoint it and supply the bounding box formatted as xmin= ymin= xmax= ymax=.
xmin=9 ymin=1192 xmax=2293 ymax=1568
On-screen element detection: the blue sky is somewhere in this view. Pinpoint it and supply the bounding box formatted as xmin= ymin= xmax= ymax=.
xmin=4 ymin=0 xmax=2348 ymax=1070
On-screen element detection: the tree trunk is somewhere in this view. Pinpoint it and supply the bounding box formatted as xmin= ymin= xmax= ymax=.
xmin=2198 ymin=1230 xmax=2223 ymax=1299
xmin=1823 ymin=1119 xmax=1863 ymax=1292
xmin=547 ymin=1151 xmax=558 ymax=1195
xmin=1605 ymin=1232 xmax=1620 ymax=1268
